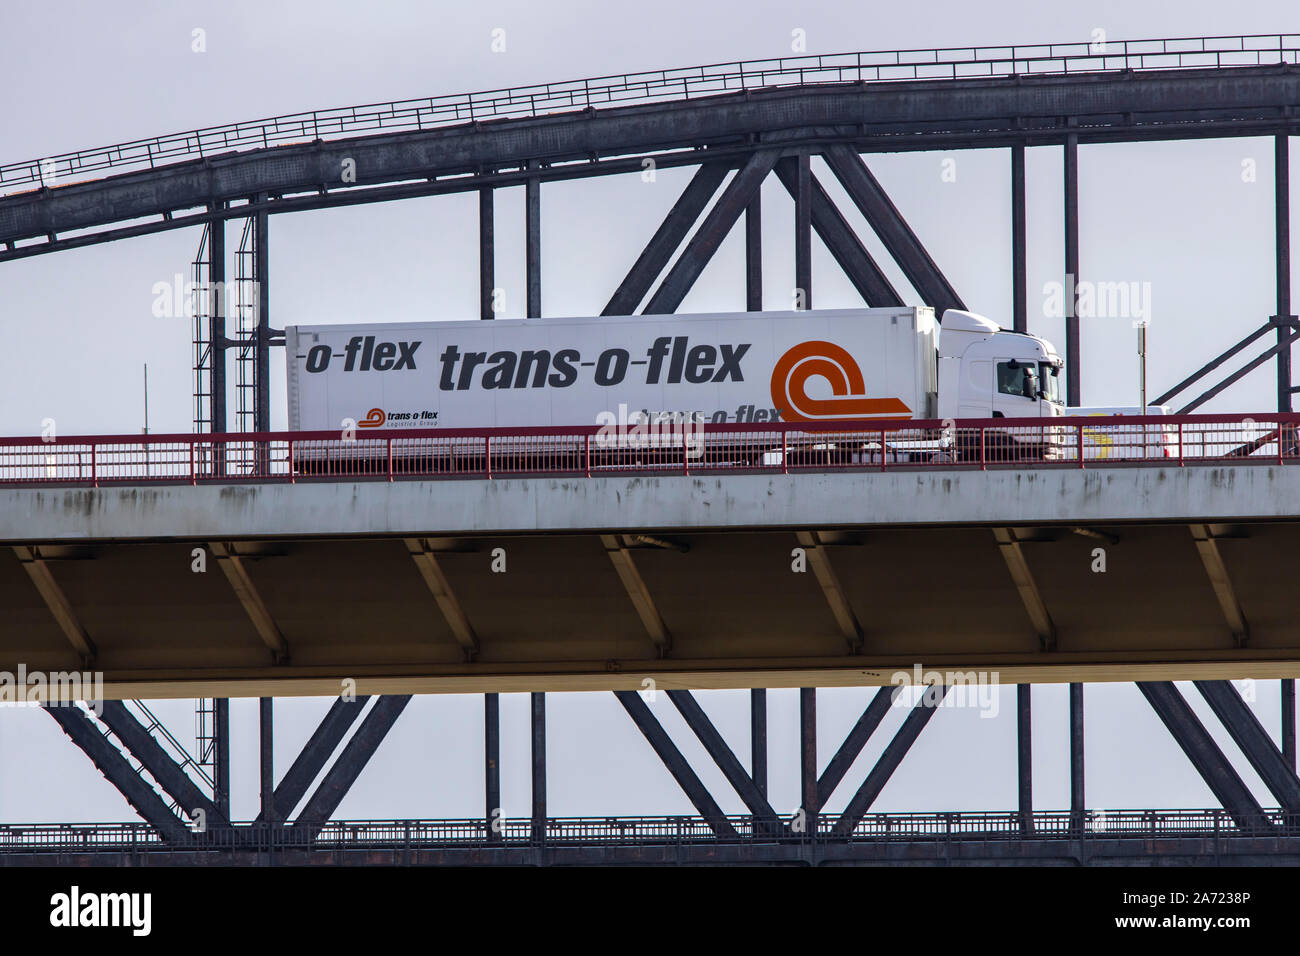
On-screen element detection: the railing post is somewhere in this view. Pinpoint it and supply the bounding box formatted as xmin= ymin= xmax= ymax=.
xmin=682 ymin=427 xmax=689 ymax=475
xmin=980 ymin=427 xmax=986 ymax=470
xmin=189 ymin=442 xmax=195 ymax=486
xmin=387 ymin=437 xmax=393 ymax=481
xmin=880 ymin=428 xmax=887 ymax=472
xmin=584 ymin=433 xmax=591 ymax=477
xmin=1178 ymin=421 xmax=1185 ymax=466
xmin=485 ymin=435 xmax=492 ymax=479
xmin=782 ymin=428 xmax=789 ymax=473
xmin=289 ymin=441 xmax=295 ymax=484
xmin=90 ymin=443 xmax=97 ymax=488
xmin=1077 ymin=420 xmax=1084 ymax=467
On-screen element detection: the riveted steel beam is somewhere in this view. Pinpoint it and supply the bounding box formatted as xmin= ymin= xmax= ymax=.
xmin=603 ymin=162 xmax=731 ymax=316
xmin=1137 ymin=681 xmax=1271 ymax=832
xmin=614 ymin=690 xmax=737 ymax=838
xmin=823 ymin=144 xmax=966 ymax=317
xmin=643 ymin=148 xmax=781 ymax=314
xmin=774 ymin=158 xmax=901 ymax=307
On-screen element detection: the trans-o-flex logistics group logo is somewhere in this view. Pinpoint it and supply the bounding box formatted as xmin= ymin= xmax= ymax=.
xmin=770 ymin=341 xmax=911 ymax=421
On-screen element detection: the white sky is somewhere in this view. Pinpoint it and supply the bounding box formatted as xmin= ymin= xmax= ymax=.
xmin=0 ymin=0 xmax=1296 ymax=824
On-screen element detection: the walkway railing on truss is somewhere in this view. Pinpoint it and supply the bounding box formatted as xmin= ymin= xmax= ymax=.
xmin=0 ymin=808 xmax=1293 ymax=854
xmin=0 ymin=413 xmax=1295 ymax=487
xmin=2 ymin=33 xmax=1297 ymax=195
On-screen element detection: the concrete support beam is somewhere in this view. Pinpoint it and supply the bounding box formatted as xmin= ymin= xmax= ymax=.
xmin=404 ymin=537 xmax=479 ymax=659
xmin=795 ymin=531 xmax=863 ymax=651
xmin=1189 ymin=524 xmax=1250 ymax=647
xmin=992 ymin=528 xmax=1057 ymax=650
xmin=601 ymin=534 xmax=672 ymax=655
xmin=208 ymin=541 xmax=289 ymax=662
xmin=12 ymin=546 xmax=96 ymax=664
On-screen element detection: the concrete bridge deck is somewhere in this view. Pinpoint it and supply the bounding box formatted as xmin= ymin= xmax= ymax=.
xmin=2 ymin=462 xmax=1297 ymax=698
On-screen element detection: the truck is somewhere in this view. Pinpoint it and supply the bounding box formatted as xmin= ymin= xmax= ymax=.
xmin=284 ymin=307 xmax=1066 ymax=468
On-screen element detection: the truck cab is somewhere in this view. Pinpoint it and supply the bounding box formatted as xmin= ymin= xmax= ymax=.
xmin=936 ymin=310 xmax=1064 ymax=421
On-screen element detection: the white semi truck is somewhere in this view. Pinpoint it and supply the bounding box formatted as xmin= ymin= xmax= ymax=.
xmin=285 ymin=307 xmax=1066 ymax=464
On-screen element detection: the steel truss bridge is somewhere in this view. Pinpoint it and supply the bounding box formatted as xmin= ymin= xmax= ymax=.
xmin=3 ymin=34 xmax=1300 ymax=865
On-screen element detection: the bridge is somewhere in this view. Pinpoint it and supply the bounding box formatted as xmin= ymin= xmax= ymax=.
xmin=2 ymin=34 xmax=1300 ymax=865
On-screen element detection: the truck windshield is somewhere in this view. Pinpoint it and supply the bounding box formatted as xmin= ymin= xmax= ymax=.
xmin=1040 ymin=363 xmax=1061 ymax=403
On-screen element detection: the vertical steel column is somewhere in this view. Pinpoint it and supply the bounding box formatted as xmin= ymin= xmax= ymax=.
xmin=1285 ymin=680 xmax=1297 ymax=772
xmin=254 ymin=199 xmax=271 ymax=431
xmin=794 ymin=153 xmax=812 ymax=310
xmin=1017 ymin=684 xmax=1032 ymax=834
xmin=746 ymin=193 xmax=762 ymax=311
xmin=209 ymin=206 xmax=227 ymax=434
xmin=1277 ymin=133 xmax=1293 ymax=412
xmin=1011 ymin=144 xmax=1028 ymax=334
xmin=214 ymin=697 xmax=230 ymax=820
xmin=530 ymin=692 xmax=546 ymax=842
xmin=484 ymin=693 xmax=500 ymax=841
xmin=1069 ymin=682 xmax=1084 ymax=828
xmin=750 ymin=688 xmax=767 ymax=798
xmin=800 ymin=688 xmax=817 ymax=833
xmin=526 ymin=172 xmax=541 ymax=319
xmin=1064 ymin=134 xmax=1080 ymax=406
xmin=259 ymin=697 xmax=274 ymax=823
xmin=479 ymin=188 xmax=495 ymax=320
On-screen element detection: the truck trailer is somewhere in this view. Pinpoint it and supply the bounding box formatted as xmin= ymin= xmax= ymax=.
xmin=284 ymin=307 xmax=1066 ymax=468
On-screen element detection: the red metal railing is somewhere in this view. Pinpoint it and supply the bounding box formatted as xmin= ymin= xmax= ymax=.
xmin=0 ymin=413 xmax=1295 ymax=487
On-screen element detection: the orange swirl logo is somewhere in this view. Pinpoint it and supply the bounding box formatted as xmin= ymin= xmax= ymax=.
xmin=358 ymin=408 xmax=386 ymax=428
xmin=770 ymin=341 xmax=911 ymax=421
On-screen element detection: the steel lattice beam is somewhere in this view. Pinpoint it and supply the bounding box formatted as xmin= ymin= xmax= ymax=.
xmin=665 ymin=689 xmax=780 ymax=829
xmin=816 ymin=686 xmax=895 ymax=809
xmin=1136 ymin=681 xmax=1272 ymax=831
xmin=294 ymin=695 xmax=412 ymax=829
xmin=1194 ymin=680 xmax=1300 ymax=813
xmin=642 ymin=148 xmax=781 ymax=314
xmin=613 ymin=690 xmax=737 ymax=838
xmin=835 ymin=685 xmax=949 ymax=835
xmin=44 ymin=704 xmax=192 ymax=844
xmin=97 ymin=700 xmax=226 ymax=827
xmin=823 ymin=144 xmax=966 ymax=317
xmin=774 ymin=158 xmax=902 ymax=307
xmin=258 ymin=694 xmax=371 ymax=823
xmin=603 ymin=162 xmax=731 ymax=315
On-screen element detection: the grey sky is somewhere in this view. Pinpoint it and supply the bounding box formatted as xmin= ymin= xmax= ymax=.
xmin=0 ymin=1 xmax=1295 ymax=823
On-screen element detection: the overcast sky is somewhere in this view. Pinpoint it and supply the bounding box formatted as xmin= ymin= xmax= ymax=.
xmin=1 ymin=1 xmax=1297 ymax=825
